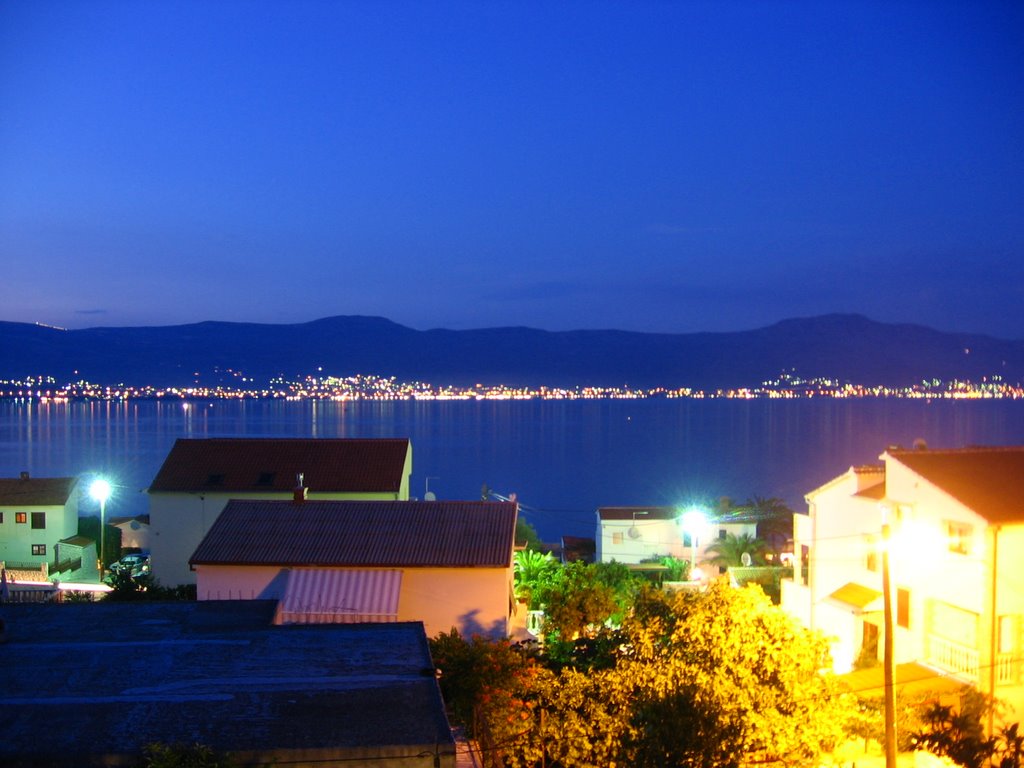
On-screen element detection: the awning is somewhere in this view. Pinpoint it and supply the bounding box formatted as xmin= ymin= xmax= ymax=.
xmin=839 ymin=662 xmax=968 ymax=699
xmin=276 ymin=568 xmax=402 ymax=625
xmin=827 ymin=582 xmax=883 ymax=613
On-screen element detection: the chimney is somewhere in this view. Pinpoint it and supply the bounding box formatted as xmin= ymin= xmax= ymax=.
xmin=293 ymin=472 xmax=307 ymax=503
xmin=20 ymin=471 xmax=29 ymax=481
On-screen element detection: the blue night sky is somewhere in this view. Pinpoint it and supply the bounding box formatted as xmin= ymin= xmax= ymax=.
xmin=1 ymin=1 xmax=1022 ymax=337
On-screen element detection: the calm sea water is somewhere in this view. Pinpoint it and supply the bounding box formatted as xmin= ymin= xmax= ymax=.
xmin=2 ymin=398 xmax=1023 ymax=541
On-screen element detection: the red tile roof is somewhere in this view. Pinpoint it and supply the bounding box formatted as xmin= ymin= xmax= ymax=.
xmin=887 ymin=446 xmax=1024 ymax=525
xmin=148 ymin=438 xmax=410 ymax=494
xmin=190 ymin=500 xmax=517 ymax=568
xmin=0 ymin=477 xmax=78 ymax=506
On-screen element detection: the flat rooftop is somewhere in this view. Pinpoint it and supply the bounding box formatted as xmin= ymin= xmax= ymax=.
xmin=0 ymin=601 xmax=454 ymax=767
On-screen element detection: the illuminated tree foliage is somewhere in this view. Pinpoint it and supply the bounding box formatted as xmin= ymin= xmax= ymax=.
xmin=434 ymin=582 xmax=851 ymax=767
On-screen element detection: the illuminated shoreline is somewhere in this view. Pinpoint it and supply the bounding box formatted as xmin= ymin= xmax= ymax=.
xmin=2 ymin=372 xmax=1021 ymax=402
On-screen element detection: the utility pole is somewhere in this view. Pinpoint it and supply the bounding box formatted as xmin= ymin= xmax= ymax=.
xmin=881 ymin=521 xmax=897 ymax=768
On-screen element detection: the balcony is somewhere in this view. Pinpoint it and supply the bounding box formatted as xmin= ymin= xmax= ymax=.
xmin=928 ymin=635 xmax=1017 ymax=686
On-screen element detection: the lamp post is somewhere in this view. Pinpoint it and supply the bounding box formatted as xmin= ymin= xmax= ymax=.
xmin=681 ymin=509 xmax=707 ymax=575
xmin=90 ymin=479 xmax=111 ymax=581
xmin=881 ymin=519 xmax=897 ymax=768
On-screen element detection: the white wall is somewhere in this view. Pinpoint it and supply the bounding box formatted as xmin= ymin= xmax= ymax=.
xmin=0 ymin=498 xmax=78 ymax=569
xmin=150 ymin=490 xmax=402 ymax=587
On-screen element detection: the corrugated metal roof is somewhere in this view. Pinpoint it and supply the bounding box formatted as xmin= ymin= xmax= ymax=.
xmin=887 ymin=446 xmax=1024 ymax=525
xmin=190 ymin=500 xmax=517 ymax=568
xmin=0 ymin=477 xmax=77 ymax=506
xmin=148 ymin=438 xmax=410 ymax=493
xmin=277 ymin=569 xmax=402 ymax=624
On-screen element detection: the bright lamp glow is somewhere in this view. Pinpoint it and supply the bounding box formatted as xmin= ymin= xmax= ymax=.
xmin=681 ymin=508 xmax=707 ymax=534
xmin=89 ymin=478 xmax=111 ymax=504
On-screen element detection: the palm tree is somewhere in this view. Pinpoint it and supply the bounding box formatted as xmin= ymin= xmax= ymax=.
xmin=513 ymin=549 xmax=558 ymax=608
xmin=703 ymin=533 xmax=767 ymax=569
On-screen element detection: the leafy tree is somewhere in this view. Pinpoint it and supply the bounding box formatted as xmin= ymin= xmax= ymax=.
xmin=911 ymin=693 xmax=1023 ymax=768
xmin=745 ymin=495 xmax=795 ymax=560
xmin=536 ymin=561 xmax=619 ymax=644
xmin=658 ymin=555 xmax=689 ymax=581
xmin=463 ymin=582 xmax=852 ymax=768
xmin=617 ymin=583 xmax=850 ymax=767
xmin=104 ymin=573 xmax=196 ymax=601
xmin=703 ymin=532 xmax=768 ymax=568
xmin=429 ymin=628 xmax=548 ymax=744
xmin=515 ymin=517 xmax=542 ymax=550
xmin=144 ymin=743 xmax=233 ymax=768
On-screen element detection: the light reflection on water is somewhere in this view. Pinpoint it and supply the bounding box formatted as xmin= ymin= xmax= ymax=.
xmin=1 ymin=398 xmax=1022 ymax=540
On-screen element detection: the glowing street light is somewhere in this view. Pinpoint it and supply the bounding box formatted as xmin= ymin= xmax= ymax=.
xmin=90 ymin=478 xmax=111 ymax=581
xmin=680 ymin=508 xmax=707 ymax=574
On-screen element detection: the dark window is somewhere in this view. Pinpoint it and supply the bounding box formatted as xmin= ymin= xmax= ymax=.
xmin=15 ymin=512 xmax=27 ymax=524
xmin=31 ymin=544 xmax=46 ymax=556
xmin=0 ymin=511 xmax=4 ymax=524
xmin=256 ymin=472 xmax=275 ymax=486
xmin=897 ymin=588 xmax=910 ymax=629
xmin=947 ymin=522 xmax=972 ymax=555
xmin=31 ymin=512 xmax=45 ymax=529
xmin=206 ymin=473 xmax=225 ymax=486
xmin=718 ymin=529 xmax=727 ymax=540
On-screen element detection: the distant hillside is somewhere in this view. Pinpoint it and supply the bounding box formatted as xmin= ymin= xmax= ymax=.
xmin=1 ymin=314 xmax=1022 ymax=390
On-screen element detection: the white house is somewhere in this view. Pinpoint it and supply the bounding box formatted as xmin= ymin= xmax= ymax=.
xmin=596 ymin=505 xmax=758 ymax=567
xmin=147 ymin=438 xmax=413 ymax=586
xmin=0 ymin=473 xmax=84 ymax=580
xmin=782 ymin=445 xmax=1024 ymax=720
xmin=189 ymin=499 xmax=519 ymax=639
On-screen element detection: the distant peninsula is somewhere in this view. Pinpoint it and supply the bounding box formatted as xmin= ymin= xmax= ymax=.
xmin=1 ymin=314 xmax=1022 ymax=394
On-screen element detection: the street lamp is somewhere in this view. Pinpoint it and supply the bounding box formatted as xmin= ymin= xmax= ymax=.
xmin=90 ymin=478 xmax=111 ymax=581
xmin=681 ymin=508 xmax=707 ymax=575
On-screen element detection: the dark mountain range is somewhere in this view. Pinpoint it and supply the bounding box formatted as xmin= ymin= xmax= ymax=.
xmin=1 ymin=314 xmax=1022 ymax=390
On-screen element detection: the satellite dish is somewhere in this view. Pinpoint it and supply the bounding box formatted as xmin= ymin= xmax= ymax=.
xmin=628 ymin=526 xmax=641 ymax=539
xmin=424 ymin=491 xmax=437 ymax=501
xmin=740 ymin=552 xmax=753 ymax=567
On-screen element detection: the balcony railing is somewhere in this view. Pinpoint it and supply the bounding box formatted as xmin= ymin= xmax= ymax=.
xmin=928 ymin=635 xmax=979 ymax=682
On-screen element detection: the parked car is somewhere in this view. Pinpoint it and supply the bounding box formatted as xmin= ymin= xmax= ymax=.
xmin=110 ymin=554 xmax=148 ymax=575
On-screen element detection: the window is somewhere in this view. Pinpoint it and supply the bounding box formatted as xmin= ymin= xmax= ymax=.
xmin=718 ymin=529 xmax=727 ymax=540
xmin=206 ymin=473 xmax=225 ymax=486
xmin=0 ymin=511 xmax=4 ymax=524
xmin=31 ymin=544 xmax=46 ymax=556
xmin=999 ymin=616 xmax=1015 ymax=654
xmin=897 ymin=587 xmax=910 ymax=629
xmin=866 ymin=550 xmax=878 ymax=573
xmin=15 ymin=512 xmax=26 ymax=524
xmin=947 ymin=522 xmax=972 ymax=555
xmin=256 ymin=472 xmax=275 ymax=486
xmin=31 ymin=512 xmax=45 ymax=529
xmin=612 ymin=532 xmax=624 ymax=545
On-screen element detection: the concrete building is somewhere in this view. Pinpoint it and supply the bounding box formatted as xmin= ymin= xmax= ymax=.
xmin=782 ymin=445 xmax=1024 ymax=720
xmin=0 ymin=601 xmax=456 ymax=767
xmin=147 ymin=437 xmax=413 ymax=586
xmin=0 ymin=473 xmax=93 ymax=583
xmin=596 ymin=505 xmax=758 ymax=566
xmin=190 ymin=498 xmax=519 ymax=638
